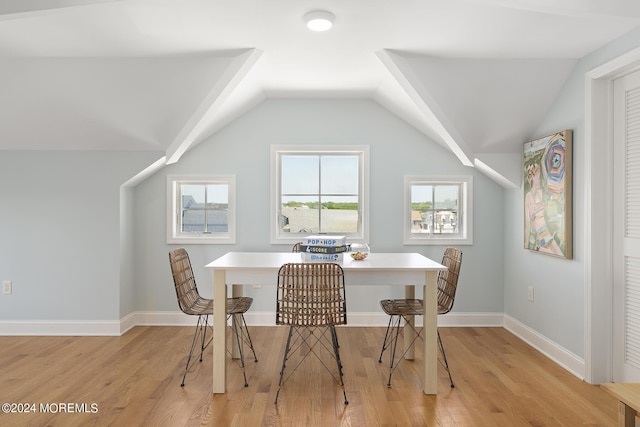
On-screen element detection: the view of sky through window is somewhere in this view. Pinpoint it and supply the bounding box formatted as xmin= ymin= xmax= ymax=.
xmin=281 ymin=155 xmax=359 ymax=203
xmin=182 ymin=184 xmax=228 ymax=205
xmin=411 ymin=185 xmax=458 ymax=207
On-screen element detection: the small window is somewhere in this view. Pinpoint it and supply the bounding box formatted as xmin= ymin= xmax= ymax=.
xmin=271 ymin=145 xmax=369 ymax=244
xmin=167 ymin=175 xmax=235 ymax=244
xmin=404 ymin=175 xmax=473 ymax=245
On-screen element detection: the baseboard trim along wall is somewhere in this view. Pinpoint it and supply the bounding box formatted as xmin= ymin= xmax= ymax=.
xmin=0 ymin=311 xmax=503 ymax=335
xmin=503 ymin=314 xmax=585 ymax=380
xmin=0 ymin=311 xmax=586 ymax=381
xmin=0 ymin=320 xmax=122 ymax=336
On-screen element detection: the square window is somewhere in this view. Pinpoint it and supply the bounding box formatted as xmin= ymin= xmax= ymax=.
xmin=167 ymin=176 xmax=235 ymax=244
xmin=404 ymin=176 xmax=473 ymax=245
xmin=271 ymin=146 xmax=369 ymax=244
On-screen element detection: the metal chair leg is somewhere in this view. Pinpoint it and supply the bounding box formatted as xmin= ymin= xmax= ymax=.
xmin=181 ymin=314 xmax=208 ymax=387
xmin=275 ymin=325 xmax=295 ymax=404
xmin=276 ymin=325 xmax=348 ymax=404
xmin=378 ymin=315 xmax=404 ymax=387
xmin=438 ymin=329 xmax=454 ymax=388
xmin=379 ymin=314 xmax=429 ymax=387
xmin=240 ymin=314 xmax=258 ymax=363
xmin=330 ymin=325 xmax=348 ymax=404
xmin=199 ymin=314 xmax=209 ymax=362
xmin=378 ymin=316 xmax=395 ymax=363
xmin=387 ymin=316 xmax=403 ymax=387
xmin=231 ymin=314 xmax=249 ymax=387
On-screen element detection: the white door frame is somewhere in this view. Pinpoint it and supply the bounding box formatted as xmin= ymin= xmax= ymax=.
xmin=585 ymin=47 xmax=640 ymax=383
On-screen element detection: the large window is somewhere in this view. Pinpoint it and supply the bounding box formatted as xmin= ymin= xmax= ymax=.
xmin=404 ymin=175 xmax=473 ymax=245
xmin=167 ymin=175 xmax=235 ymax=244
xmin=271 ymin=145 xmax=369 ymax=243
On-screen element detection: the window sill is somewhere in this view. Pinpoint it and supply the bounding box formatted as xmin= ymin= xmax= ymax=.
xmin=404 ymin=236 xmax=473 ymax=246
xmin=167 ymin=236 xmax=235 ymax=245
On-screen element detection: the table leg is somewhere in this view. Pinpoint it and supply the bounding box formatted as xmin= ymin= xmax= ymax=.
xmin=231 ymin=284 xmax=242 ymax=359
xmin=423 ymin=270 xmax=438 ymax=395
xmin=618 ymin=401 xmax=636 ymax=427
xmin=403 ymin=285 xmax=416 ymax=360
xmin=213 ymin=269 xmax=227 ymax=393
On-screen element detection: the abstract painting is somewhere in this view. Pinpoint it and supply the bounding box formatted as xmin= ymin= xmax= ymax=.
xmin=524 ymin=130 xmax=572 ymax=259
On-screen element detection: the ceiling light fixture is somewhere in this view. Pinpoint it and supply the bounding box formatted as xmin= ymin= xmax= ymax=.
xmin=304 ymin=10 xmax=335 ymax=32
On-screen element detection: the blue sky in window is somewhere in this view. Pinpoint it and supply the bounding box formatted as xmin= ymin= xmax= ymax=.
xmin=182 ymin=184 xmax=228 ymax=204
xmin=281 ymin=155 xmax=358 ymax=198
xmin=411 ymin=185 xmax=458 ymax=204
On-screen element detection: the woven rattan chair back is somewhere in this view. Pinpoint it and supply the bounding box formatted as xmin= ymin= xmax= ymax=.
xmin=169 ymin=248 xmax=212 ymax=316
xmin=276 ymin=263 xmax=347 ymax=327
xmin=168 ymin=248 xmax=258 ymax=387
xmin=275 ymin=262 xmax=349 ymax=404
xmin=378 ymin=246 xmax=463 ymax=388
xmin=437 ymin=247 xmax=463 ymax=314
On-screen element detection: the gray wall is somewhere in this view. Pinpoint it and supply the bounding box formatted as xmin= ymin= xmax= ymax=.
xmin=0 ymin=151 xmax=161 ymax=320
xmin=134 ymin=99 xmax=505 ymax=315
xmin=503 ymin=26 xmax=640 ymax=358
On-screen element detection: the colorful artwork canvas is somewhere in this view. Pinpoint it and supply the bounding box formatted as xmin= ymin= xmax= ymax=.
xmin=523 ymin=130 xmax=572 ymax=259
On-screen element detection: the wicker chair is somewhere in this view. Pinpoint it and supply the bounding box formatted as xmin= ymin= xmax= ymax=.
xmin=291 ymin=242 xmax=303 ymax=252
xmin=168 ymin=248 xmax=258 ymax=387
xmin=275 ymin=262 xmax=348 ymax=404
xmin=378 ymin=247 xmax=462 ymax=387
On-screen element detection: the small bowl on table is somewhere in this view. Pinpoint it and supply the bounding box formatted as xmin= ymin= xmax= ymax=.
xmin=349 ymin=243 xmax=370 ymax=260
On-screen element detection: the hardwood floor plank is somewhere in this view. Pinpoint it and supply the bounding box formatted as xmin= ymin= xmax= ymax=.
xmin=0 ymin=326 xmax=618 ymax=426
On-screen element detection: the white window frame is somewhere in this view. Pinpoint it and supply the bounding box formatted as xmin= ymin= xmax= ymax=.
xmin=270 ymin=145 xmax=370 ymax=244
xmin=167 ymin=175 xmax=236 ymax=244
xmin=403 ymin=175 xmax=473 ymax=245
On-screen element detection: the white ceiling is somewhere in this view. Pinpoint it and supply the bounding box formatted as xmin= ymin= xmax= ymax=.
xmin=1 ymin=0 xmax=639 ymax=173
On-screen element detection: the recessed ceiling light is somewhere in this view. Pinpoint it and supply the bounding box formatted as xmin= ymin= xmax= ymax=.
xmin=304 ymin=11 xmax=335 ymax=32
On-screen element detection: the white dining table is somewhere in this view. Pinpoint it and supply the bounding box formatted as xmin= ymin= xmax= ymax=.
xmin=205 ymin=251 xmax=447 ymax=395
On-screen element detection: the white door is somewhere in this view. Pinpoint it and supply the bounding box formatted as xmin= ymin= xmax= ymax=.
xmin=613 ymin=68 xmax=640 ymax=382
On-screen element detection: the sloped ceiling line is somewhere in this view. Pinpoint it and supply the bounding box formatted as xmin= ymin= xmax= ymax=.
xmin=376 ymin=49 xmax=475 ymax=167
xmin=377 ymin=50 xmax=577 ymax=188
xmin=165 ymin=48 xmax=263 ymax=164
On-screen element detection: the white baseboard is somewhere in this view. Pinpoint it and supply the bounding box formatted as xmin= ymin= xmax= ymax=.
xmin=0 ymin=320 xmax=121 ymax=336
xmin=0 ymin=310 xmax=587 ymax=381
xmin=244 ymin=311 xmax=504 ymax=327
xmin=503 ymin=314 xmax=585 ymax=380
xmin=437 ymin=312 xmax=504 ymax=327
xmin=0 ymin=312 xmax=214 ymax=336
xmin=130 ymin=311 xmax=200 ymax=327
xmin=0 ymin=311 xmax=504 ymax=335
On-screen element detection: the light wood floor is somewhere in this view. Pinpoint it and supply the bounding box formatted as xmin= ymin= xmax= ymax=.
xmin=0 ymin=326 xmax=618 ymax=426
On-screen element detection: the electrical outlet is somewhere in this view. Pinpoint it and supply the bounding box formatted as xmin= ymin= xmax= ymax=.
xmin=527 ymin=286 xmax=534 ymax=302
xmin=2 ymin=280 xmax=12 ymax=295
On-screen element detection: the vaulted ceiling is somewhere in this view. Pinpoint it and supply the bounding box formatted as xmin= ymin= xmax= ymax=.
xmin=1 ymin=0 xmax=639 ymax=186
